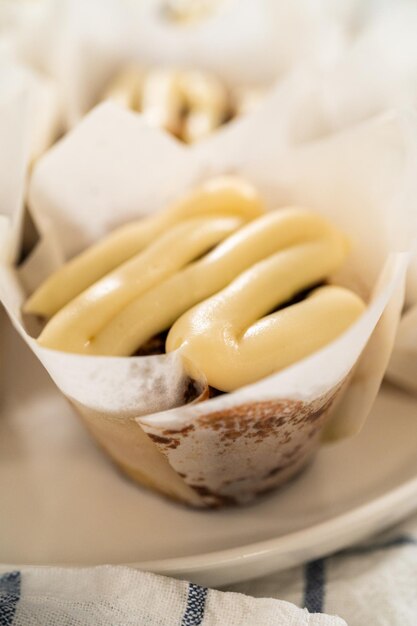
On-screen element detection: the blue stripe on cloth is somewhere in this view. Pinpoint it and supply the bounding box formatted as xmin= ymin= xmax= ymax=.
xmin=0 ymin=571 xmax=21 ymax=626
xmin=301 ymin=536 xmax=416 ymax=614
xmin=304 ymin=558 xmax=326 ymax=613
xmin=341 ymin=535 xmax=417 ymax=557
xmin=181 ymin=583 xmax=208 ymax=626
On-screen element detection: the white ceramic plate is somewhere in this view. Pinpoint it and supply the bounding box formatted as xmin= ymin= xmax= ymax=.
xmin=2 ymin=307 xmax=417 ymax=587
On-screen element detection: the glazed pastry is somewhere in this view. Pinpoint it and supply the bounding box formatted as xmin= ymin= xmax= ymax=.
xmin=232 ymin=85 xmax=267 ymax=117
xmin=161 ymin=0 xmax=225 ymax=23
xmin=28 ymin=181 xmax=365 ymax=391
xmin=104 ymin=66 xmax=258 ymax=143
xmin=176 ymin=70 xmax=230 ymax=143
xmin=102 ymin=66 xmax=143 ymax=111
xmin=140 ymin=69 xmax=185 ymax=137
xmin=167 ymin=284 xmax=364 ymax=391
xmin=24 ymin=177 xmax=264 ymax=318
xmin=139 ymin=68 xmax=229 ymax=142
xmin=36 ymin=215 xmax=243 ymax=354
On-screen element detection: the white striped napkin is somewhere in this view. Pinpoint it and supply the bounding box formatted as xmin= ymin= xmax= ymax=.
xmin=0 ymin=564 xmax=344 ymax=625
xmin=229 ymin=514 xmax=417 ymax=625
xmin=3 ymin=512 xmax=417 ymax=625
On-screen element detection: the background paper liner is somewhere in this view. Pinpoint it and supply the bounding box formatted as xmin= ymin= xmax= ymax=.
xmin=0 ymin=63 xmax=62 ymax=165
xmin=0 ymin=0 xmax=46 ymax=67
xmin=0 ymin=0 xmax=350 ymax=130
xmin=201 ymin=0 xmax=417 ymax=304
xmin=0 ymin=79 xmax=29 ymax=259
xmin=126 ymin=0 xmax=347 ymax=87
xmin=254 ymin=2 xmax=417 ymax=148
xmin=235 ymin=0 xmax=417 ymax=396
xmin=388 ymin=300 xmax=417 ymax=393
xmin=0 ymin=97 xmax=414 ymax=507
xmin=243 ymin=0 xmax=417 ymax=393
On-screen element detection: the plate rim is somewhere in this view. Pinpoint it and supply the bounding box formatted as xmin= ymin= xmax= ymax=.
xmin=4 ymin=468 xmax=417 ymax=584
xmin=131 ymin=472 xmax=417 ymax=576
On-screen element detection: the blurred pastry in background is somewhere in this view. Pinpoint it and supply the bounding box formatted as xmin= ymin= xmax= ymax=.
xmin=160 ymin=0 xmax=228 ymax=24
xmin=103 ymin=65 xmax=264 ymax=143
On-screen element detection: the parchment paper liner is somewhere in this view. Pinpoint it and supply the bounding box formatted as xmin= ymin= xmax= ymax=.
xmin=126 ymin=0 xmax=347 ymax=88
xmin=0 ymin=64 xmax=62 ymax=164
xmin=233 ymin=1 xmax=417 ymax=393
xmin=0 ymin=101 xmax=414 ymax=507
xmin=4 ymin=0 xmax=348 ymax=131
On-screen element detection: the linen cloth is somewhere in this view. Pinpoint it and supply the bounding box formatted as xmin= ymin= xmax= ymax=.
xmin=2 ymin=514 xmax=417 ymax=625
xmin=229 ymin=515 xmax=417 ymax=625
xmin=0 ymin=565 xmax=344 ymax=626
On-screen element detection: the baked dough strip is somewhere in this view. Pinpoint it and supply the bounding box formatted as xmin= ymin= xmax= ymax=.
xmin=35 ymin=206 xmax=365 ymax=379
xmin=25 ymin=177 xmax=264 ymax=318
